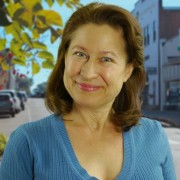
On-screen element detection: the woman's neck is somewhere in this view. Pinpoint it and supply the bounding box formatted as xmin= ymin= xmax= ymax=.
xmin=63 ymin=103 xmax=114 ymax=133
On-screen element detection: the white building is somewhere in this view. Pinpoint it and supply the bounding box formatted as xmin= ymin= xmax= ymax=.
xmin=132 ymin=0 xmax=180 ymax=110
xmin=160 ymin=33 xmax=180 ymax=110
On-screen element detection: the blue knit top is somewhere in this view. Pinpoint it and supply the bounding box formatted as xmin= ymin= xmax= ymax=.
xmin=0 ymin=114 xmax=176 ymax=180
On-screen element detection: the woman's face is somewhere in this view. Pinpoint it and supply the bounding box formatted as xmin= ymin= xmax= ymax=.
xmin=63 ymin=24 xmax=133 ymax=110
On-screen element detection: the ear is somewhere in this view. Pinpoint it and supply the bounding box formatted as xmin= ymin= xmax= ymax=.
xmin=124 ymin=63 xmax=134 ymax=82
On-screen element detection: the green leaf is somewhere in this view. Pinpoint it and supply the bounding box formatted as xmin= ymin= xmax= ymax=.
xmin=38 ymin=51 xmax=54 ymax=61
xmin=32 ymin=60 xmax=41 ymax=75
xmin=0 ymin=39 xmax=6 ymax=51
xmin=36 ymin=10 xmax=63 ymax=26
xmin=32 ymin=41 xmax=47 ymax=50
xmin=42 ymin=60 xmax=54 ymax=69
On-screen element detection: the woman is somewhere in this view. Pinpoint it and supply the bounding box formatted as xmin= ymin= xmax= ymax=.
xmin=0 ymin=3 xmax=176 ymax=180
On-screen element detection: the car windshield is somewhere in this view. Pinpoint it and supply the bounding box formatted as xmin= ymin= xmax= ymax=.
xmin=0 ymin=95 xmax=9 ymax=101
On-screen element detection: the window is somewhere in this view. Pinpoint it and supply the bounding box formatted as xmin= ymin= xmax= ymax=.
xmin=147 ymin=25 xmax=150 ymax=45
xmin=144 ymin=25 xmax=150 ymax=46
xmin=153 ymin=20 xmax=156 ymax=42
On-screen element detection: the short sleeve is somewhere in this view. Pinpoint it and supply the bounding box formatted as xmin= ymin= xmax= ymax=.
xmin=0 ymin=127 xmax=34 ymax=180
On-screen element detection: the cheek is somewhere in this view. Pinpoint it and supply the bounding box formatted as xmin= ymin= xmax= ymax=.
xmin=102 ymin=69 xmax=124 ymax=86
xmin=65 ymin=59 xmax=80 ymax=77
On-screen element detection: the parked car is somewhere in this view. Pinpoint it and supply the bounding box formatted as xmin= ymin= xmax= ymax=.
xmin=0 ymin=89 xmax=21 ymax=113
xmin=0 ymin=93 xmax=16 ymax=117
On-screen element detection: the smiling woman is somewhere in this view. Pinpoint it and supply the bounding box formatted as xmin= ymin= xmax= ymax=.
xmin=0 ymin=2 xmax=176 ymax=180
xmin=63 ymin=24 xmax=133 ymax=111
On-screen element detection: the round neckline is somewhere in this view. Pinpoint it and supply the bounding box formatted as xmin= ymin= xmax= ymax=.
xmin=53 ymin=115 xmax=134 ymax=179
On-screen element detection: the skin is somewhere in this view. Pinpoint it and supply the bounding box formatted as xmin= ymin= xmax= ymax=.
xmin=63 ymin=24 xmax=134 ymax=179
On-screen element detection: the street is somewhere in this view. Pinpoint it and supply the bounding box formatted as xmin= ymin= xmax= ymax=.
xmin=0 ymin=98 xmax=50 ymax=137
xmin=0 ymin=98 xmax=180 ymax=178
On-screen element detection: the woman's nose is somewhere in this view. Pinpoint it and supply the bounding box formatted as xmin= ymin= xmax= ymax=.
xmin=80 ymin=59 xmax=98 ymax=79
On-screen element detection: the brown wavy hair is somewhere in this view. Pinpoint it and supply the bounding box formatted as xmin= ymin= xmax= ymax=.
xmin=45 ymin=2 xmax=146 ymax=131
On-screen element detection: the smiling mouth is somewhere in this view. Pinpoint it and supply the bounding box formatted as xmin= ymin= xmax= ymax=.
xmin=76 ymin=82 xmax=101 ymax=91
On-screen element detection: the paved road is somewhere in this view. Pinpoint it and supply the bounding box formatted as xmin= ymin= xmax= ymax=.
xmin=0 ymin=98 xmax=50 ymax=136
xmin=0 ymin=98 xmax=179 ymax=178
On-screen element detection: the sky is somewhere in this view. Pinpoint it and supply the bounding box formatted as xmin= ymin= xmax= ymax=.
xmin=30 ymin=0 xmax=180 ymax=91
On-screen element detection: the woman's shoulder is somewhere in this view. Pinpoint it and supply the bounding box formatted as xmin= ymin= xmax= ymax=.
xmin=131 ymin=117 xmax=165 ymax=140
xmin=10 ymin=114 xmax=61 ymax=140
xmin=138 ymin=117 xmax=162 ymax=131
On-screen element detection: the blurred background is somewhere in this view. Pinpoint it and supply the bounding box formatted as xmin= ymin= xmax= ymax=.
xmin=0 ymin=0 xmax=180 ymax=177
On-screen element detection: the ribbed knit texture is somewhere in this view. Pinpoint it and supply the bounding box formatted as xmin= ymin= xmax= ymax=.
xmin=0 ymin=115 xmax=176 ymax=180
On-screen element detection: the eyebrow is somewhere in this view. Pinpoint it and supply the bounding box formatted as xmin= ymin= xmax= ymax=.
xmin=71 ymin=45 xmax=87 ymax=51
xmin=71 ymin=45 xmax=118 ymax=58
xmin=100 ymin=50 xmax=118 ymax=58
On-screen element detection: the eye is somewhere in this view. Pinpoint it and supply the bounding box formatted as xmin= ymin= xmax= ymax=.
xmin=74 ymin=51 xmax=88 ymax=59
xmin=101 ymin=57 xmax=112 ymax=63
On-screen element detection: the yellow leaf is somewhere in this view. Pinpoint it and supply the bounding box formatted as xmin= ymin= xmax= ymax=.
xmin=5 ymin=22 xmax=22 ymax=39
xmin=21 ymin=32 xmax=32 ymax=48
xmin=6 ymin=1 xmax=23 ymax=18
xmin=32 ymin=28 xmax=40 ymax=39
xmin=12 ymin=58 xmax=26 ymax=66
xmin=10 ymin=39 xmax=21 ymax=52
xmin=50 ymin=28 xmax=62 ymax=43
xmin=32 ymin=42 xmax=47 ymax=50
xmin=26 ymin=53 xmax=33 ymax=58
xmin=57 ymin=0 xmax=65 ymax=6
xmin=36 ymin=10 xmax=63 ymax=26
xmin=21 ymin=0 xmax=41 ymax=12
xmin=1 ymin=62 xmax=11 ymax=70
xmin=42 ymin=60 xmax=54 ymax=69
xmin=36 ymin=17 xmax=48 ymax=29
xmin=0 ymin=39 xmax=6 ymax=51
xmin=38 ymin=51 xmax=54 ymax=61
xmin=66 ymin=2 xmax=73 ymax=9
xmin=10 ymin=39 xmax=22 ymax=55
xmin=13 ymin=7 xmax=25 ymax=20
xmin=45 ymin=0 xmax=54 ymax=7
xmin=19 ymin=11 xmax=34 ymax=27
xmin=32 ymin=60 xmax=41 ymax=75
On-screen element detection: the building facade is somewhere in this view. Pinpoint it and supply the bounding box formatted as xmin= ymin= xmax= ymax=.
xmin=132 ymin=0 xmax=180 ymax=110
xmin=160 ymin=34 xmax=180 ymax=110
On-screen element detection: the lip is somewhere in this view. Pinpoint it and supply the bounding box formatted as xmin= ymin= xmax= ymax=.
xmin=76 ymin=82 xmax=101 ymax=91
